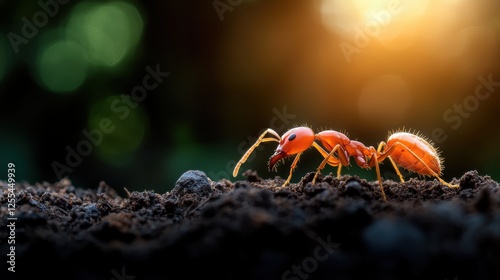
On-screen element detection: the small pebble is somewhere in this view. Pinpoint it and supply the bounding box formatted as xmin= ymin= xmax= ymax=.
xmin=172 ymin=170 xmax=212 ymax=196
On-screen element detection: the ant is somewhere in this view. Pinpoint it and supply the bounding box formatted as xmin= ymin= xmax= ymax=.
xmin=233 ymin=126 xmax=459 ymax=201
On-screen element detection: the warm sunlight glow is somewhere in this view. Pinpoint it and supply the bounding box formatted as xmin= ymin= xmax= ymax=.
xmin=320 ymin=0 xmax=465 ymax=50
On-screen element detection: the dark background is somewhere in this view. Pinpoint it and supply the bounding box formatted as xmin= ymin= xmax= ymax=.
xmin=1 ymin=0 xmax=499 ymax=193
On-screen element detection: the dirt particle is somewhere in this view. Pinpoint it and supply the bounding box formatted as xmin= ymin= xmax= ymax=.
xmin=242 ymin=169 xmax=263 ymax=182
xmin=84 ymin=203 xmax=100 ymax=219
xmin=344 ymin=179 xmax=363 ymax=197
xmin=474 ymin=188 xmax=493 ymax=214
xmin=460 ymin=170 xmax=481 ymax=189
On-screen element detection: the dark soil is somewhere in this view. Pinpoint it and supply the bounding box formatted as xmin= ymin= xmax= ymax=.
xmin=2 ymin=170 xmax=500 ymax=280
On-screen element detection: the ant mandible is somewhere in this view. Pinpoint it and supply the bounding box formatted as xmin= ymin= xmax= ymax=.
xmin=233 ymin=126 xmax=459 ymax=201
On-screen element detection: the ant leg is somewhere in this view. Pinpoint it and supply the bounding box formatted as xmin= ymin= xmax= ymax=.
xmin=388 ymin=157 xmax=405 ymax=182
xmin=380 ymin=142 xmax=460 ymax=188
xmin=311 ymin=142 xmax=343 ymax=166
xmin=377 ymin=142 xmax=405 ymax=182
xmin=373 ymin=151 xmax=388 ymax=202
xmin=233 ymin=129 xmax=281 ymax=177
xmin=435 ymin=177 xmax=460 ymax=188
xmin=311 ymin=144 xmax=343 ymax=184
xmin=311 ymin=142 xmax=348 ymax=184
xmin=362 ymin=144 xmax=388 ymax=201
xmin=281 ymin=152 xmax=303 ymax=187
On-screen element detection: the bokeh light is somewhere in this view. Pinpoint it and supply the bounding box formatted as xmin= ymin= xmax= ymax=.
xmin=88 ymin=95 xmax=147 ymax=166
xmin=66 ymin=1 xmax=144 ymax=67
xmin=320 ymin=0 xmax=430 ymax=50
xmin=36 ymin=39 xmax=88 ymax=93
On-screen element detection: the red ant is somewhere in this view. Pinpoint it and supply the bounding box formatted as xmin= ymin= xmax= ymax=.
xmin=233 ymin=126 xmax=459 ymax=201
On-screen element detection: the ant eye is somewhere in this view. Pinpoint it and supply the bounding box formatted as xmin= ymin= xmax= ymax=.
xmin=288 ymin=133 xmax=296 ymax=141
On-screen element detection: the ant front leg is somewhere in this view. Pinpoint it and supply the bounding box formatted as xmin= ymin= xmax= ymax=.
xmin=281 ymin=152 xmax=303 ymax=187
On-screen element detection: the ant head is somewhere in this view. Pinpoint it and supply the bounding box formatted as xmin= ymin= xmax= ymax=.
xmin=268 ymin=127 xmax=314 ymax=171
